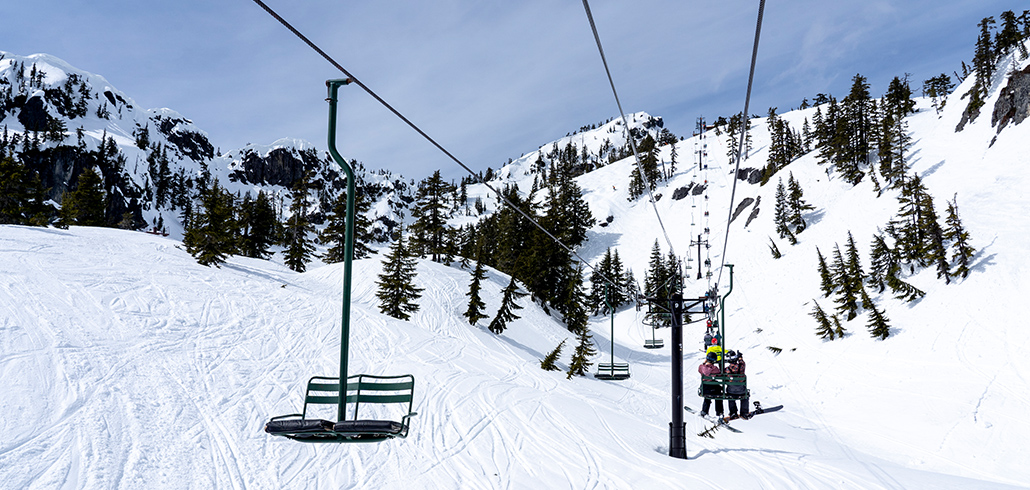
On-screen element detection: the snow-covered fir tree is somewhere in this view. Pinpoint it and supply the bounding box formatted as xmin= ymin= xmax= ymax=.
xmin=375 ymin=227 xmax=423 ymax=321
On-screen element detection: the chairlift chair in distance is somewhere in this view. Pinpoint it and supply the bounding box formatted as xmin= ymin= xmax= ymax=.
xmin=595 ymin=284 xmax=630 ymax=380
xmin=642 ymin=304 xmax=667 ymax=349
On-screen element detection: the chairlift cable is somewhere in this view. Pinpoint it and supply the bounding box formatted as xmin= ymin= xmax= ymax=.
xmin=250 ymin=0 xmax=626 ymax=292
xmin=580 ymin=0 xmax=677 ymax=259
xmin=716 ymin=0 xmax=766 ymax=290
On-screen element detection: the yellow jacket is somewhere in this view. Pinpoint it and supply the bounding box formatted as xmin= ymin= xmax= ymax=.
xmin=705 ymin=345 xmax=723 ymax=361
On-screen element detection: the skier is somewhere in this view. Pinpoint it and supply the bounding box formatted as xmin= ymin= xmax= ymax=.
xmin=698 ymin=351 xmax=724 ymax=417
xmin=705 ymin=335 xmax=723 ymax=361
xmin=725 ymin=350 xmax=749 ymax=419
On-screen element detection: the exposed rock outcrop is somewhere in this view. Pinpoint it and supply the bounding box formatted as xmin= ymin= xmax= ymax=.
xmin=992 ymin=64 xmax=1030 ymax=135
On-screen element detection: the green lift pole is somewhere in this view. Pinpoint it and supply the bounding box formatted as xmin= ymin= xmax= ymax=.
xmin=606 ymin=284 xmax=615 ymax=368
xmin=326 ymin=78 xmax=355 ymax=423
xmin=718 ymin=264 xmax=734 ymax=373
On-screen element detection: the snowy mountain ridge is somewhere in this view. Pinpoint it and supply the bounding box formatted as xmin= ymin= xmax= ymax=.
xmin=0 ymin=50 xmax=414 ymax=240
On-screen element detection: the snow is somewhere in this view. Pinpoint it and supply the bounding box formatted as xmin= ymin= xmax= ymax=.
xmin=3 ymin=53 xmax=1030 ymax=489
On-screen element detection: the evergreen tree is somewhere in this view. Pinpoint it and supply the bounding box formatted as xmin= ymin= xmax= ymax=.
xmin=464 ymin=259 xmax=488 ymax=326
xmin=488 ymin=275 xmax=527 ymax=334
xmin=876 ymin=109 xmax=911 ymax=188
xmin=768 ymin=237 xmax=782 ymax=259
xmin=831 ymin=244 xmax=860 ymax=321
xmin=0 ymin=156 xmax=51 ymax=225
xmin=622 ymin=267 xmax=638 ymax=309
xmin=320 ymin=190 xmax=376 ymax=263
xmin=544 ymin=164 xmax=595 ymax=248
xmin=773 ymin=178 xmax=795 ymax=243
xmin=643 ymin=240 xmax=675 ymax=326
xmin=725 ymin=112 xmax=753 ymax=163
xmin=375 ymin=228 xmax=424 ymax=320
xmin=134 ymin=124 xmax=150 ymax=150
xmin=867 ymin=233 xmax=895 ymax=294
xmin=410 ymin=170 xmax=455 ymax=262
xmin=816 ymin=247 xmax=835 ymax=298
xmin=893 ymin=174 xmax=930 ymax=263
xmin=666 ymin=135 xmax=679 ymax=179
xmin=831 ymin=313 xmax=845 ymax=338
xmin=996 ymin=11 xmax=1028 ymax=59
xmin=566 ymin=325 xmax=597 ymax=379
xmin=490 ymin=185 xmax=536 ymax=279
xmin=922 ymin=74 xmax=955 ymax=115
xmin=610 ymin=249 xmax=629 ymax=308
xmin=787 ymin=172 xmax=814 ymax=233
xmin=237 ymin=190 xmax=277 ymax=259
xmin=877 ymin=226 xmax=925 ymax=301
xmin=61 ymin=167 xmax=107 ymax=227
xmin=588 ymin=248 xmax=615 ymax=314
xmin=521 ymin=169 xmax=593 ymax=317
xmin=920 ymin=192 xmax=950 ymax=284
xmin=183 ymin=179 xmax=237 ymax=267
xmin=883 ymin=75 xmax=917 ymax=117
xmin=945 ymin=195 xmax=976 ymax=280
xmin=540 ymin=339 xmax=565 ymax=371
xmin=801 ymin=118 xmax=813 ymax=153
xmin=866 ymin=300 xmax=892 ymax=340
xmin=626 ymin=134 xmax=661 ymax=200
xmin=762 ymin=107 xmax=798 ymax=184
xmin=839 ymin=74 xmax=872 ymax=185
xmin=963 ymin=16 xmax=997 ymax=123
xmin=557 ymin=264 xmax=590 ymax=332
xmin=844 ymin=231 xmax=866 ymax=287
xmin=811 ymin=300 xmax=843 ymax=340
xmin=764 ymin=107 xmax=783 ymax=183
xmin=885 ymin=271 xmax=925 ymax=302
xmin=283 ymin=178 xmax=316 ymax=273
xmin=146 ymin=144 xmax=172 ymax=210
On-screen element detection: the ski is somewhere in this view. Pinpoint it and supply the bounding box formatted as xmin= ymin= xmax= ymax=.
xmin=721 ymin=402 xmax=783 ymax=423
xmin=684 ymin=405 xmax=741 ymax=433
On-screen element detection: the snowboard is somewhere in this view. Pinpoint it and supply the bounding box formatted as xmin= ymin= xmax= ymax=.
xmin=721 ymin=402 xmax=783 ymax=423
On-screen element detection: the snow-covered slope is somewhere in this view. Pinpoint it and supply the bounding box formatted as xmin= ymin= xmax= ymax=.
xmin=3 ymin=49 xmax=1030 ymax=489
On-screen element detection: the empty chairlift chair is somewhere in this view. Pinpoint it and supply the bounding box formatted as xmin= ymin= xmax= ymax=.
xmin=266 ymin=374 xmax=417 ymax=443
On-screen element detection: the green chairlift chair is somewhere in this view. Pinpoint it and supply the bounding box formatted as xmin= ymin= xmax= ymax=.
xmin=266 ymin=79 xmax=417 ymax=443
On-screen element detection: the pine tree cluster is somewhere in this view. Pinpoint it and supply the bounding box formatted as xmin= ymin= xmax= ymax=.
xmin=814 ymin=186 xmax=975 ymax=341
xmin=815 ymin=231 xmax=892 ymax=339
xmin=772 ymin=173 xmax=814 ymax=245
xmin=455 ymin=157 xmax=596 ymax=329
xmin=587 ymin=247 xmax=636 ymax=315
xmin=640 ymin=240 xmax=683 ymax=328
xmin=959 ymin=10 xmax=1030 ymax=129
xmin=811 ymin=74 xmax=917 ymax=189
xmin=723 ymin=112 xmax=753 ymax=164
xmin=761 ymin=107 xmax=806 ymax=184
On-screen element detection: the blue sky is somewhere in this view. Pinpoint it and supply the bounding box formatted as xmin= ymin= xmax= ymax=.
xmin=1 ymin=0 xmax=1019 ymax=180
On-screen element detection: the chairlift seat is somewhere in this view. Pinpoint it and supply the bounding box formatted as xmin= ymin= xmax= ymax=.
xmin=699 ymin=374 xmax=749 ymax=400
xmin=266 ymin=374 xmax=417 ymax=443
xmin=644 ymin=339 xmax=664 ymax=349
xmin=265 ymin=418 xmax=334 ymax=434
xmin=333 ymin=420 xmax=405 ymax=434
xmin=595 ymin=362 xmax=630 ymax=380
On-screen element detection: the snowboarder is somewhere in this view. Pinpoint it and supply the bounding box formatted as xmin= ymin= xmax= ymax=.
xmin=724 ymin=350 xmax=749 ymax=419
xmin=698 ymin=351 xmax=724 ymax=417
